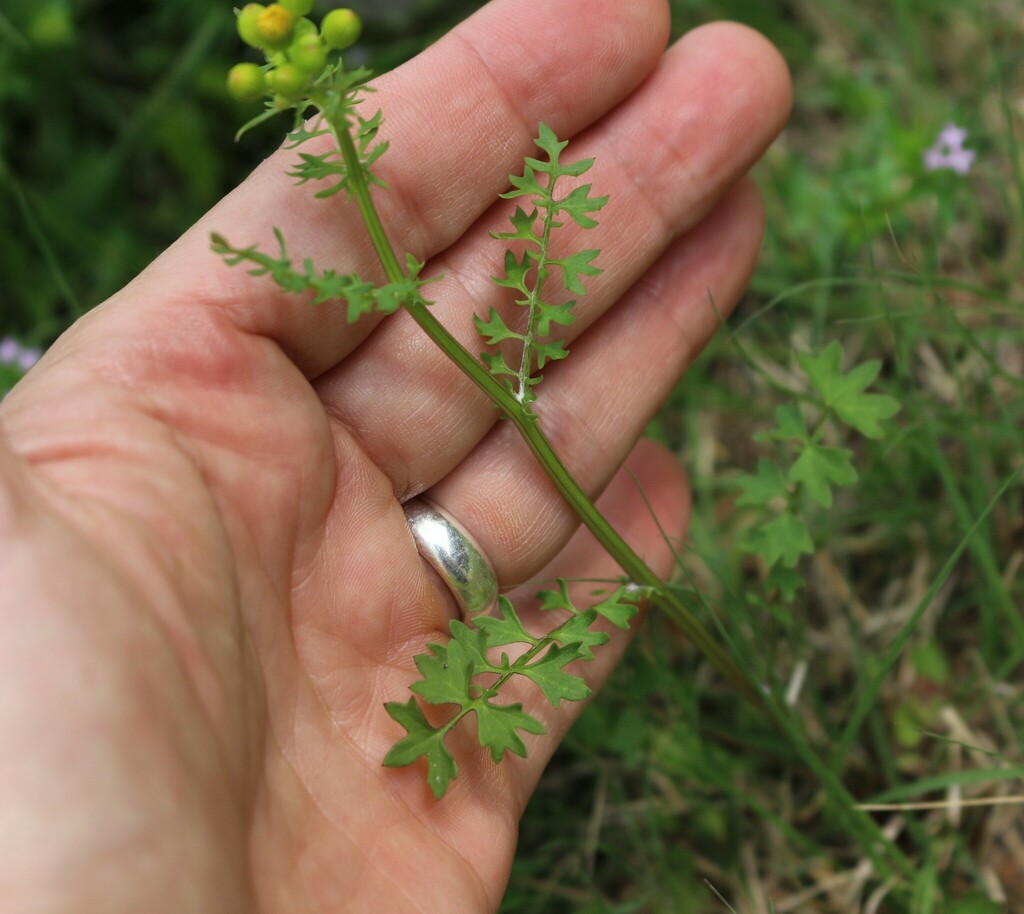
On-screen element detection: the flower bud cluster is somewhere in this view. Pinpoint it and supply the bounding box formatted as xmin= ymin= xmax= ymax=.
xmin=227 ymin=4 xmax=363 ymax=106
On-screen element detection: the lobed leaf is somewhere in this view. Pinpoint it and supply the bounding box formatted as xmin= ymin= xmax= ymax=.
xmin=756 ymin=403 xmax=809 ymax=444
xmin=548 ymin=608 xmax=609 ymax=661
xmin=473 ymin=308 xmax=525 ymax=346
xmin=799 ymin=341 xmax=901 ymax=438
xmin=211 ymin=232 xmax=432 ymax=323
xmin=554 ymin=184 xmax=608 ymax=229
xmin=491 ymin=249 xmax=532 ymax=295
xmin=588 ymin=586 xmax=640 ymax=630
xmin=548 ymin=249 xmax=602 ymax=295
xmin=748 ymin=511 xmax=815 ymax=568
xmin=474 ymin=700 xmax=545 ymax=763
xmin=448 ymin=620 xmax=502 ymax=676
xmin=537 ymin=580 xmax=573 ymax=612
xmin=501 ymin=165 xmax=546 ymax=201
xmin=535 ymin=300 xmax=575 ymax=336
xmin=411 ymin=638 xmax=474 ymax=706
xmin=491 ymin=207 xmax=540 ymax=244
xmin=788 ymin=444 xmax=858 ymax=507
xmin=382 ymin=699 xmax=458 ymax=799
xmin=735 ymin=458 xmax=790 ymax=507
xmin=532 ymin=339 xmax=569 ymax=370
xmin=517 ymin=643 xmax=591 ymax=707
xmin=474 ymin=597 xmax=539 ymax=647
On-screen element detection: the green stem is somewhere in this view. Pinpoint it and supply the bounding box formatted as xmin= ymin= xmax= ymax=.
xmin=330 ymin=113 xmax=762 ymax=708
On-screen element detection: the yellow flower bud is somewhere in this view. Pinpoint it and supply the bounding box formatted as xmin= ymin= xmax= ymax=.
xmin=321 ymin=9 xmax=361 ymax=50
xmin=288 ymin=33 xmax=328 ymax=74
xmin=227 ymin=63 xmax=268 ymax=103
xmin=266 ymin=62 xmax=307 ymax=98
xmin=256 ymin=4 xmax=295 ymax=51
xmin=236 ymin=4 xmax=267 ymax=49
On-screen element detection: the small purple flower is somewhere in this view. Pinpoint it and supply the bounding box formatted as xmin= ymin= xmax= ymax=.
xmin=0 ymin=337 xmax=43 ymax=373
xmin=16 ymin=348 xmax=41 ymax=371
xmin=924 ymin=123 xmax=976 ymax=175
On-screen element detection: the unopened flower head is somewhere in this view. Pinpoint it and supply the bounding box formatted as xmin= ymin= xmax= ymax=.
xmin=923 ymin=123 xmax=975 ymax=175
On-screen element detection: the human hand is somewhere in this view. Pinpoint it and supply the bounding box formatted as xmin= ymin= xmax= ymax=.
xmin=0 ymin=1 xmax=790 ymax=910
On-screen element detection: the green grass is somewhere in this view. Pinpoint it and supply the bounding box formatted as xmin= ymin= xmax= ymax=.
xmin=3 ymin=1 xmax=1022 ymax=911
xmin=509 ymin=2 xmax=1024 ymax=910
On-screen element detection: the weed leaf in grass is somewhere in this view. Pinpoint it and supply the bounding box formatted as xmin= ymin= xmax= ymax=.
xmin=788 ymin=444 xmax=858 ymax=507
xmin=736 ymin=458 xmax=790 ymax=506
xmin=750 ymin=511 xmax=815 ymax=568
xmin=756 ymin=403 xmax=808 ymax=444
xmin=799 ymin=341 xmax=900 ymax=438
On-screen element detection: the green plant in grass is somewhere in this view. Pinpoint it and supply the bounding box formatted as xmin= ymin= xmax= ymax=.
xmin=212 ymin=1 xmax=752 ymax=798
xmin=734 ymin=340 xmax=901 ymax=599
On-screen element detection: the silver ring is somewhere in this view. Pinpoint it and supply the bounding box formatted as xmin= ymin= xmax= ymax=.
xmin=403 ymin=497 xmax=498 ymax=617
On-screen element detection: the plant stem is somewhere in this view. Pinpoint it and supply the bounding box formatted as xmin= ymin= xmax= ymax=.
xmin=330 ymin=113 xmax=763 ymax=708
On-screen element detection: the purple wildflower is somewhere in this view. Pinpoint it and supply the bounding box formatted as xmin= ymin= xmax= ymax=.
xmin=923 ymin=123 xmax=975 ymax=175
xmin=16 ymin=348 xmax=41 ymax=371
xmin=0 ymin=337 xmax=43 ymax=373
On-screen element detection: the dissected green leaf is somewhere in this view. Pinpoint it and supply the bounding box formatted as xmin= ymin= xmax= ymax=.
xmin=211 ymin=231 xmax=431 ymax=323
xmin=288 ymin=151 xmax=350 ymax=197
xmin=534 ymin=299 xmax=575 ymax=336
xmin=548 ymin=249 xmax=602 ymax=294
xmin=788 ymin=443 xmax=858 ymax=507
xmin=553 ymin=184 xmax=608 ymax=229
xmin=532 ymin=338 xmax=569 ymax=370
xmin=765 ymin=565 xmax=805 ymax=601
xmin=531 ymin=121 xmax=569 ymax=169
xmin=473 ymin=308 xmax=524 ymax=346
xmin=799 ymin=341 xmax=901 ymax=438
xmin=481 ymin=124 xmax=605 ymax=404
xmin=491 ymin=206 xmax=540 ymax=244
xmin=448 ymin=620 xmax=501 ymax=675
xmin=755 ymin=403 xmax=808 ymax=444
xmin=589 ymin=586 xmax=639 ymax=630
xmin=474 ymin=700 xmax=545 ymax=763
xmin=474 ymin=597 xmax=538 ymax=647
xmin=735 ymin=458 xmax=790 ymax=507
xmin=550 ymin=608 xmax=609 ymax=661
xmin=383 ymin=699 xmax=458 ymax=799
xmin=501 ymin=164 xmax=546 ymax=201
xmin=749 ymin=511 xmax=815 ymax=568
xmin=517 ymin=643 xmax=591 ymax=707
xmin=537 ymin=580 xmax=573 ymax=612
xmin=480 ymin=350 xmax=518 ymax=379
xmin=411 ymin=637 xmax=473 ymax=706
xmin=492 ymin=248 xmax=532 ymax=294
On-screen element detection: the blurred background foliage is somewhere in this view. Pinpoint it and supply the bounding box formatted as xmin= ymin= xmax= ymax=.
xmin=2 ymin=1 xmax=1022 ymax=912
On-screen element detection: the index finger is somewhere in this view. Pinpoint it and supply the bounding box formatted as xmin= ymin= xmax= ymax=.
xmin=115 ymin=0 xmax=672 ymax=376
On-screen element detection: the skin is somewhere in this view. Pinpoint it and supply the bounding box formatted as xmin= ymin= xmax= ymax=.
xmin=0 ymin=0 xmax=791 ymax=911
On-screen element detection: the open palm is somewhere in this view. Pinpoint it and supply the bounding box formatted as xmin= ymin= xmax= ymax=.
xmin=0 ymin=1 xmax=790 ymax=911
